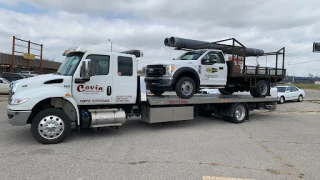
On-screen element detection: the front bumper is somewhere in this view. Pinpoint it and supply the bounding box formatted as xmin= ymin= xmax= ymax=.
xmin=7 ymin=109 xmax=31 ymax=126
xmin=144 ymin=77 xmax=173 ymax=91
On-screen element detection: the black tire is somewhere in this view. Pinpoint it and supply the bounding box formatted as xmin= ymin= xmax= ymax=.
xmin=297 ymin=95 xmax=303 ymax=102
xmin=250 ymin=88 xmax=256 ymax=97
xmin=230 ymin=103 xmax=247 ymax=124
xmin=31 ymin=108 xmax=72 ymax=144
xmin=175 ymin=77 xmax=196 ymax=99
xmin=253 ymin=80 xmax=269 ymax=97
xmin=218 ymin=88 xmax=234 ymax=95
xmin=279 ymin=96 xmax=285 ymax=104
xmin=150 ymin=90 xmax=165 ymax=96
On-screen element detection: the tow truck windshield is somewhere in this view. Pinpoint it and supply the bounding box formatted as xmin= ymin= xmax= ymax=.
xmin=178 ymin=50 xmax=206 ymax=60
xmin=56 ymin=52 xmax=84 ymax=75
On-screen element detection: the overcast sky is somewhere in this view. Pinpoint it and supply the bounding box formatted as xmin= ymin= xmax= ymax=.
xmin=1 ymin=0 xmax=320 ymax=76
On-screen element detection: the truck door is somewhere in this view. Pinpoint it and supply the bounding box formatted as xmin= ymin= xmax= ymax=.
xmin=200 ymin=51 xmax=227 ymax=86
xmin=111 ymin=55 xmax=137 ymax=104
xmin=72 ymin=54 xmax=114 ymax=105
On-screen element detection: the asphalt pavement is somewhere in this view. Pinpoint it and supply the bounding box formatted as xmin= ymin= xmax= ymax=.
xmin=0 ymin=93 xmax=320 ymax=179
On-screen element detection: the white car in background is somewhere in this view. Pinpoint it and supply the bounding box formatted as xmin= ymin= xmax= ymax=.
xmin=0 ymin=77 xmax=11 ymax=94
xmin=276 ymin=86 xmax=305 ymax=104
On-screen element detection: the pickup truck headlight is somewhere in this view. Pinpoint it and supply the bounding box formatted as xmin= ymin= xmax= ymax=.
xmin=10 ymin=98 xmax=29 ymax=105
xmin=165 ymin=65 xmax=174 ymax=75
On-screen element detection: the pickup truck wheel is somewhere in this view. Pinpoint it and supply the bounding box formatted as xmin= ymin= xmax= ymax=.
xmin=254 ymin=80 xmax=269 ymax=97
xmin=31 ymin=108 xmax=71 ymax=144
xmin=250 ymin=88 xmax=256 ymax=97
xmin=151 ymin=90 xmax=165 ymax=96
xmin=175 ymin=77 xmax=196 ymax=99
xmin=230 ymin=103 xmax=247 ymax=123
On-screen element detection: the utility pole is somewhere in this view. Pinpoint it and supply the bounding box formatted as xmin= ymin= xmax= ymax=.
xmin=108 ymin=39 xmax=115 ymax=52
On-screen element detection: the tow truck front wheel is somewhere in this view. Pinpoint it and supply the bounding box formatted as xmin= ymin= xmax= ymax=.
xmin=31 ymin=108 xmax=71 ymax=144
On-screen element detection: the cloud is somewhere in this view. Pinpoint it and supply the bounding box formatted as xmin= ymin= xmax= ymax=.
xmin=0 ymin=0 xmax=320 ymax=76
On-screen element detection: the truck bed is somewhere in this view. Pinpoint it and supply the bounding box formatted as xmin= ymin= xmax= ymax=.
xmin=147 ymin=94 xmax=277 ymax=106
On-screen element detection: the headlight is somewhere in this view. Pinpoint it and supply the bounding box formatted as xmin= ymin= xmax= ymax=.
xmin=12 ymin=82 xmax=19 ymax=93
xmin=165 ymin=65 xmax=174 ymax=75
xmin=10 ymin=98 xmax=29 ymax=105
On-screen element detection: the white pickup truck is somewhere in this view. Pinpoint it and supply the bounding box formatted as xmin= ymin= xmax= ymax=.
xmin=144 ymin=37 xmax=286 ymax=99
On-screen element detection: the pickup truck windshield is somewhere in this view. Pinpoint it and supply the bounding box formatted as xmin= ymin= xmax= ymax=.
xmin=178 ymin=50 xmax=206 ymax=60
xmin=56 ymin=52 xmax=84 ymax=75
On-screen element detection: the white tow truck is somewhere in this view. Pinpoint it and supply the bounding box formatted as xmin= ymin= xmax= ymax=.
xmin=7 ymin=47 xmax=277 ymax=144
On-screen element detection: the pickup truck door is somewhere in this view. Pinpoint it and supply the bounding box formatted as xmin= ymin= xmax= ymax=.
xmin=200 ymin=51 xmax=227 ymax=86
xmin=72 ymin=54 xmax=114 ymax=105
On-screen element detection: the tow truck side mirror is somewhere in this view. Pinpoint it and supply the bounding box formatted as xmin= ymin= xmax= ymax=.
xmin=80 ymin=59 xmax=91 ymax=80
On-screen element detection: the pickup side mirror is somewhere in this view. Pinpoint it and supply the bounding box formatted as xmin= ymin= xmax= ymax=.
xmin=80 ymin=59 xmax=91 ymax=80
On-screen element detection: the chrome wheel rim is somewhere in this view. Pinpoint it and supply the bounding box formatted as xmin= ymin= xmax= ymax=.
xmin=181 ymin=80 xmax=193 ymax=96
xmin=38 ymin=115 xmax=64 ymax=140
xmin=235 ymin=106 xmax=246 ymax=121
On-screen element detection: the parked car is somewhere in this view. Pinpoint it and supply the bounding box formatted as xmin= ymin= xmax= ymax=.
xmin=275 ymin=86 xmax=305 ymax=104
xmin=0 ymin=72 xmax=25 ymax=82
xmin=0 ymin=77 xmax=11 ymax=94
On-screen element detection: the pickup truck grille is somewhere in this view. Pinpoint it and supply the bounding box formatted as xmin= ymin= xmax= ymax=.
xmin=146 ymin=65 xmax=166 ymax=77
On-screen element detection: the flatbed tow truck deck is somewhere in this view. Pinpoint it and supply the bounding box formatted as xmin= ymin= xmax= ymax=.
xmin=146 ymin=94 xmax=277 ymax=105
xmin=141 ymin=93 xmax=277 ymax=124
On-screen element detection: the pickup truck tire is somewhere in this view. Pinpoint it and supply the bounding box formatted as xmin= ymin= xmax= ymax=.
xmin=249 ymin=88 xmax=256 ymax=97
xmin=150 ymin=90 xmax=165 ymax=96
xmin=31 ymin=108 xmax=71 ymax=144
xmin=175 ymin=77 xmax=196 ymax=99
xmin=253 ymin=80 xmax=269 ymax=97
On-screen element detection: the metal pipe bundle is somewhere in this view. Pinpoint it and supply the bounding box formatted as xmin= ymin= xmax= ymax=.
xmin=164 ymin=37 xmax=264 ymax=56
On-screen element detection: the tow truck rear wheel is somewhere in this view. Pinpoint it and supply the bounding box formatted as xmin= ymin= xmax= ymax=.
xmin=175 ymin=76 xmax=196 ymax=99
xmin=31 ymin=108 xmax=71 ymax=144
xmin=230 ymin=103 xmax=248 ymax=123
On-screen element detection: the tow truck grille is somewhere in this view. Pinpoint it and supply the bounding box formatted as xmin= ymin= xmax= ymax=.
xmin=146 ymin=65 xmax=166 ymax=77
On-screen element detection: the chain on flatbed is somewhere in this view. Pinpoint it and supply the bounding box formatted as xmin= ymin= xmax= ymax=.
xmin=147 ymin=94 xmax=277 ymax=105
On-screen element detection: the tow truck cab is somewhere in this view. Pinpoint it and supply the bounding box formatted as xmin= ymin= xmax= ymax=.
xmin=144 ymin=49 xmax=228 ymax=98
xmin=7 ymin=47 xmax=143 ymax=143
